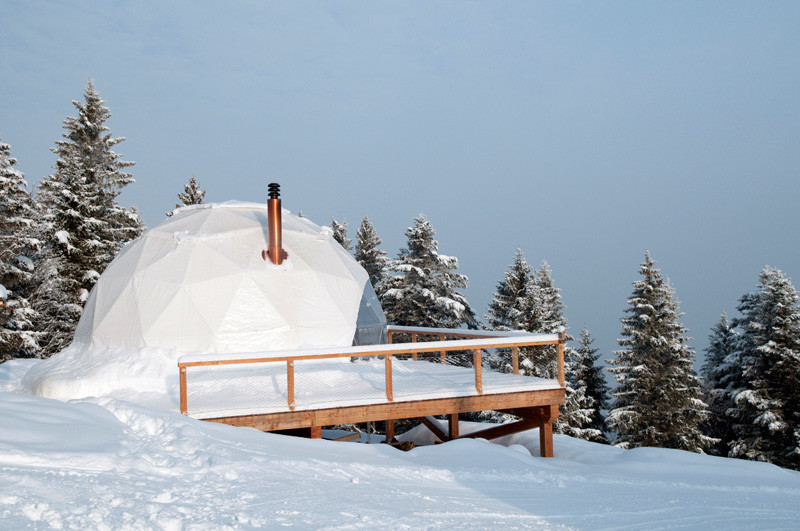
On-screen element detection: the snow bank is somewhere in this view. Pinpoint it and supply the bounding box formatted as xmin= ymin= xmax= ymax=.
xmin=23 ymin=344 xmax=182 ymax=409
xmin=2 ymin=376 xmax=800 ymax=529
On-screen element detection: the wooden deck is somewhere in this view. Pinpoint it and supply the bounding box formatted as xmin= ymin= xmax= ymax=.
xmin=178 ymin=326 xmax=566 ymax=457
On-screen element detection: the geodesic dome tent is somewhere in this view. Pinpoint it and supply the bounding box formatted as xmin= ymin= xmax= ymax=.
xmin=25 ymin=201 xmax=387 ymax=403
xmin=76 ymin=201 xmax=387 ymax=352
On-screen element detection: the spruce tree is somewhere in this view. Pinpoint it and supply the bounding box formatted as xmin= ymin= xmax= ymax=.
xmin=330 ymin=218 xmax=352 ymax=252
xmin=523 ymin=261 xmax=568 ymax=379
xmin=575 ymin=328 xmax=610 ymax=442
xmin=558 ymin=345 xmax=603 ymax=441
xmin=354 ymin=216 xmax=388 ymax=290
xmin=484 ymin=249 xmax=533 ymax=372
xmin=380 ymin=214 xmax=477 ymax=330
xmin=167 ymin=176 xmax=206 ymax=216
xmin=484 ymin=254 xmax=587 ymax=433
xmin=33 ymin=80 xmax=143 ymax=356
xmin=700 ymin=312 xmax=739 ymax=456
xmin=728 ymin=267 xmax=800 ymax=470
xmin=607 ymin=252 xmax=711 ymax=452
xmin=485 ymin=248 xmax=532 ymax=332
xmin=0 ymin=139 xmax=39 ymax=360
xmin=524 ymin=261 xmax=566 ymax=335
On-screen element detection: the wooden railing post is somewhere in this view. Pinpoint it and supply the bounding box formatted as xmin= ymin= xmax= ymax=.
xmin=473 ymin=349 xmax=483 ymax=394
xmin=287 ymin=360 xmax=295 ymax=410
xmin=448 ymin=413 xmax=459 ymax=438
xmin=556 ymin=327 xmax=566 ymax=386
xmin=385 ymin=354 xmax=394 ymax=402
xmin=439 ymin=333 xmax=446 ymax=363
xmin=411 ymin=332 xmax=418 ymax=361
xmin=179 ymin=366 xmax=188 ymax=415
xmin=512 ymin=346 xmax=519 ymax=375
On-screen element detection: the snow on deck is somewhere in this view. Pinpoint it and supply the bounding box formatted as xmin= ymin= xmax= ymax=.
xmin=184 ymin=358 xmax=561 ymax=419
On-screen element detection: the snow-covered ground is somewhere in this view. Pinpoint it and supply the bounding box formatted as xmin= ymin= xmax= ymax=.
xmin=2 ymin=359 xmax=800 ymax=529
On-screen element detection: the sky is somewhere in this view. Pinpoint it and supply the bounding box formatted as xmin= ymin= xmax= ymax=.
xmin=2 ymin=1 xmax=799 ymax=366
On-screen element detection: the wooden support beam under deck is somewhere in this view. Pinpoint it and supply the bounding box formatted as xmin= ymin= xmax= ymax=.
xmin=201 ymin=388 xmax=564 ymax=457
xmin=420 ymin=416 xmax=449 ymax=442
xmin=448 ymin=413 xmax=459 ymax=439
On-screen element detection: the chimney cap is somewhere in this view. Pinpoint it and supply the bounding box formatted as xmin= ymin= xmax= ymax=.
xmin=268 ymin=183 xmax=281 ymax=199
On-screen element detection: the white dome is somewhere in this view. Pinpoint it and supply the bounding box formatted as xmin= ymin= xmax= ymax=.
xmin=24 ymin=202 xmax=386 ymax=405
xmin=76 ymin=201 xmax=370 ymax=353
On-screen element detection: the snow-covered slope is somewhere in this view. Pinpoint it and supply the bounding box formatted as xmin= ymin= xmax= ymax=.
xmin=2 ymin=359 xmax=799 ymax=529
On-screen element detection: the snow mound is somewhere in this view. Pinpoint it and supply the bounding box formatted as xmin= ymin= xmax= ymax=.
xmin=24 ymin=344 xmax=182 ymax=408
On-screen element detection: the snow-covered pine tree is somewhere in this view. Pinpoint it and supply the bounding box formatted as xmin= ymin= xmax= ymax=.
xmin=486 ymin=248 xmax=532 ymax=332
xmin=485 ymin=256 xmax=585 ymax=432
xmin=178 ymin=176 xmax=205 ymax=207
xmin=523 ymin=261 xmax=568 ymax=379
xmin=728 ymin=267 xmax=800 ymax=470
xmin=380 ymin=214 xmax=477 ymax=330
xmin=575 ymin=328 xmax=610 ymax=443
xmin=558 ymin=345 xmax=603 ymax=441
xmin=607 ymin=252 xmax=711 ymax=452
xmin=484 ymin=249 xmax=533 ymax=372
xmin=330 ymin=218 xmax=352 ymax=252
xmin=354 ymin=216 xmax=388 ymax=290
xmin=167 ymin=176 xmax=206 ymax=216
xmin=33 ymin=80 xmax=143 ymax=356
xmin=700 ymin=311 xmax=739 ymax=456
xmin=0 ymin=139 xmax=39 ymax=360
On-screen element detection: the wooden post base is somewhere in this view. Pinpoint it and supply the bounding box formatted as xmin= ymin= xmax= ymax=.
xmin=537 ymin=405 xmax=557 ymax=458
xmin=448 ymin=413 xmax=459 ymax=439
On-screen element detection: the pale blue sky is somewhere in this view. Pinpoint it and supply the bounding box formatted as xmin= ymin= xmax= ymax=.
xmin=2 ymin=1 xmax=799 ymax=364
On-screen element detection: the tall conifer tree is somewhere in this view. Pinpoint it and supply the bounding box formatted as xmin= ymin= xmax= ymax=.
xmin=485 ymin=256 xmax=585 ymax=434
xmin=354 ymin=216 xmax=388 ymax=290
xmin=728 ymin=267 xmax=800 ymax=470
xmin=607 ymin=252 xmax=710 ymax=452
xmin=485 ymin=249 xmax=533 ymax=372
xmin=34 ymin=80 xmax=143 ymax=356
xmin=167 ymin=176 xmax=206 ymax=216
xmin=575 ymin=328 xmax=609 ymax=442
xmin=0 ymin=139 xmax=39 ymax=360
xmin=558 ymin=345 xmax=603 ymax=440
xmin=701 ymin=312 xmax=739 ymax=456
xmin=524 ymin=261 xmax=568 ymax=379
xmin=330 ymin=218 xmax=352 ymax=252
xmin=380 ymin=214 xmax=476 ymax=330
xmin=486 ymin=249 xmax=532 ymax=332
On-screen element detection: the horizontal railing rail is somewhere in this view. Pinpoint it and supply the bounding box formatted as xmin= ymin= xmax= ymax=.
xmin=178 ymin=327 xmax=566 ymax=416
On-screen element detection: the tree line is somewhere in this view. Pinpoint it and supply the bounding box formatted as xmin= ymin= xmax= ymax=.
xmin=336 ymin=215 xmax=800 ymax=471
xmin=2 ymin=81 xmax=798 ymax=471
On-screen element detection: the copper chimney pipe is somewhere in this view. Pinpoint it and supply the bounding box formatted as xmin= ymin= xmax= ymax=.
xmin=265 ymin=182 xmax=288 ymax=265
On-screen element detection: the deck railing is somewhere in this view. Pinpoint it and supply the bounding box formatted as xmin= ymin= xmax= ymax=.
xmin=178 ymin=326 xmax=565 ymax=416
